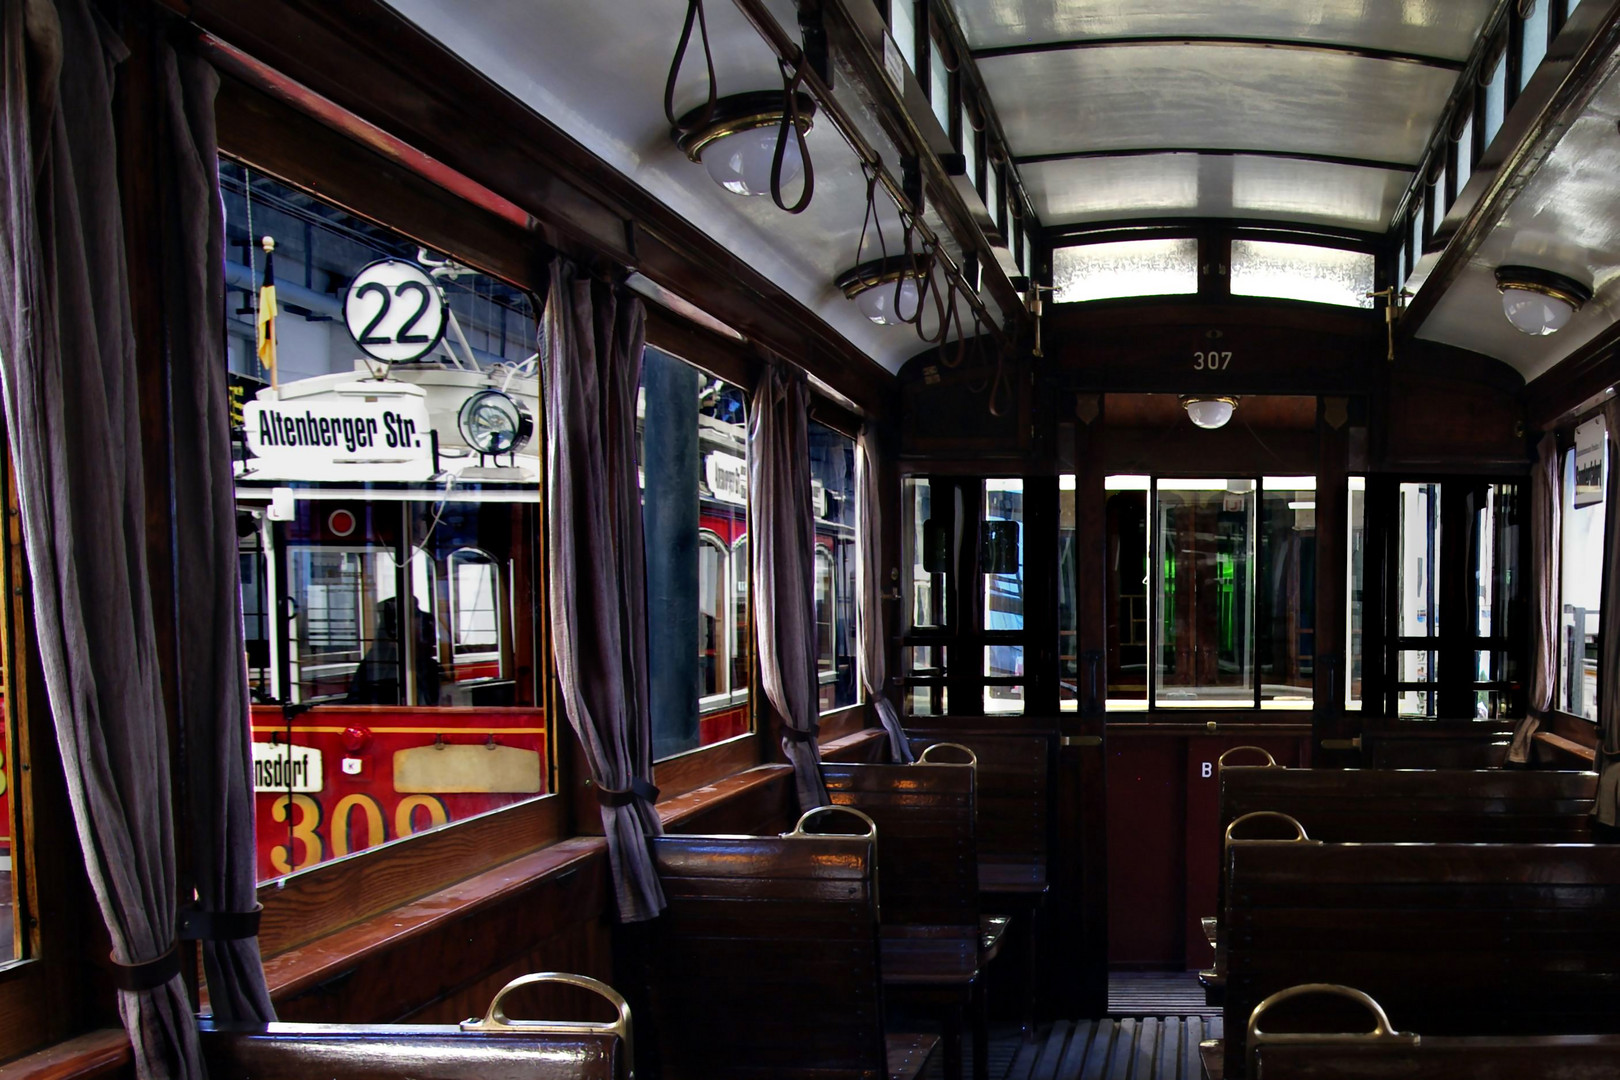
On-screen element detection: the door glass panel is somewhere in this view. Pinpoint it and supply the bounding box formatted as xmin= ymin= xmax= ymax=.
xmin=1398 ymin=482 xmax=1441 ymax=641
xmin=1106 ymin=477 xmax=1150 ymax=706
xmin=1155 ymin=480 xmax=1255 ymax=707
xmin=810 ymin=423 xmax=858 ymax=713
xmin=1347 ymin=477 xmax=1366 ymax=710
xmin=1258 ymin=479 xmax=1315 ymax=708
xmin=1561 ymin=438 xmax=1606 ymax=719
xmin=983 ymin=480 xmax=1025 ymax=632
xmin=1060 ymin=475 xmax=1078 ymax=711
xmin=905 ymin=477 xmax=948 ymax=630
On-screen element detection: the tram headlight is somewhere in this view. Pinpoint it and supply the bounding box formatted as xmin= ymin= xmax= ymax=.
xmin=675 ymin=92 xmax=817 ymax=199
xmin=1495 ymin=266 xmax=1590 ymax=336
xmin=457 ymin=390 xmax=533 ymax=457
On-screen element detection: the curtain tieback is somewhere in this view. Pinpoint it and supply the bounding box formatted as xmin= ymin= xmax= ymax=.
xmin=110 ymin=944 xmax=182 ymax=993
xmin=594 ymin=778 xmax=660 ymax=807
xmin=177 ymin=902 xmax=263 ymax=941
xmin=781 ymin=723 xmax=820 ymax=744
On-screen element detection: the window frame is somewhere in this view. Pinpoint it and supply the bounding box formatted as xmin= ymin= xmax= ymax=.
xmin=1549 ymin=405 xmax=1611 ymax=731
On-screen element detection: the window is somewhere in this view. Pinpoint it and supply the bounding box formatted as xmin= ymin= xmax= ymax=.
xmin=1108 ymin=476 xmax=1314 ymax=710
xmin=225 ymin=164 xmax=549 ymax=881
xmin=810 ymin=423 xmax=858 ymax=713
xmin=1483 ymin=51 xmax=1507 ymax=146
xmin=1519 ymin=0 xmax=1551 ymax=93
xmin=1229 ymin=241 xmax=1376 ymax=308
xmin=1059 ymin=474 xmax=1078 ymax=711
xmin=1347 ymin=477 xmax=1366 ymax=709
xmin=1455 ymin=112 xmax=1475 ymax=195
xmin=887 ymin=0 xmax=917 ymax=75
xmin=983 ymin=479 xmax=1025 ymax=714
xmin=1 ymin=455 xmax=19 ymax=967
xmin=1560 ymin=421 xmax=1607 ymax=720
xmin=1052 ymin=239 xmax=1200 ymax=303
xmin=1395 ymin=482 xmax=1441 ymax=716
xmin=640 ymin=348 xmax=752 ymax=756
xmin=960 ymin=101 xmax=980 ymax=191
xmin=928 ymin=29 xmax=951 ymax=133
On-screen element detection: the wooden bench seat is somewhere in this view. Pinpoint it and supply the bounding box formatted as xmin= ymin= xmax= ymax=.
xmin=199 ymin=973 xmax=631 ymax=1080
xmin=1213 ymin=842 xmax=1620 ymax=1078
xmin=647 ymin=832 xmax=939 ymax=1080
xmin=1245 ymin=983 xmax=1620 ymax=1079
xmin=823 ymin=758 xmax=1005 ymax=1080
xmin=1200 ymin=767 xmax=1600 ymax=1006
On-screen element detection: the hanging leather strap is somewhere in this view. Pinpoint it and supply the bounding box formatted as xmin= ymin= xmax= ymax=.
xmin=771 ymin=57 xmax=815 ymax=214
xmin=665 ymin=0 xmax=717 ymax=132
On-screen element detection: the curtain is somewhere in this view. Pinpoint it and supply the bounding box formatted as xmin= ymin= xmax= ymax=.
xmin=1510 ymin=433 xmax=1560 ymax=765
xmin=541 ymin=259 xmax=665 ymax=922
xmin=158 ymin=43 xmax=274 ymax=1021
xmin=855 ymin=426 xmax=912 ymax=763
xmin=0 ymin=2 xmax=203 ymax=1078
xmin=1594 ymin=402 xmax=1620 ymax=821
xmin=749 ymin=363 xmax=828 ymax=810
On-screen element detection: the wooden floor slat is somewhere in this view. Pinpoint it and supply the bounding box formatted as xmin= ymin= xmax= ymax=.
xmin=996 ymin=1014 xmax=1224 ymax=1080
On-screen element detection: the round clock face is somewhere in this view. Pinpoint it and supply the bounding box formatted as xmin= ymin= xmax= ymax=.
xmin=343 ymin=259 xmax=448 ymax=364
xmin=458 ymin=390 xmax=533 ymax=456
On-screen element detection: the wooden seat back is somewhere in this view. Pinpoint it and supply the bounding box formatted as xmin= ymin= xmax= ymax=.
xmin=907 ymin=731 xmax=1052 ymax=895
xmin=648 ymin=832 xmax=887 ymax=1080
xmin=1223 ymin=842 xmax=1620 ymax=1077
xmin=822 ymin=761 xmax=978 ymax=929
xmin=200 ymin=973 xmax=631 ymax=1080
xmin=1249 ymin=984 xmax=1620 ymax=1079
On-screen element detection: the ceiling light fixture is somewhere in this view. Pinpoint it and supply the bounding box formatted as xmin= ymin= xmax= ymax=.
xmin=1181 ymin=395 xmax=1239 ymax=430
xmin=836 ymin=255 xmax=932 ymax=327
xmin=1494 ymin=265 xmax=1592 ymax=336
xmin=674 ymin=91 xmax=816 ymax=199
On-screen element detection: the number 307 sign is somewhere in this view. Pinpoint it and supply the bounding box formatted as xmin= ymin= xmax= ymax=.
xmin=343 ymin=259 xmax=448 ymax=363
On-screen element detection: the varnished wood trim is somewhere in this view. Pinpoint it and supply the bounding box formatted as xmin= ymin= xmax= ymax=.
xmin=257 ymin=795 xmax=566 ymax=958
xmin=0 ymin=1031 xmax=131 ymax=1080
xmin=653 ymin=737 xmax=762 ymax=803
xmin=821 ymin=728 xmax=889 ymax=762
xmin=1533 ymin=729 xmax=1597 ymax=766
xmin=816 ymin=704 xmax=867 ymax=744
xmin=972 ymin=34 xmax=1466 ymax=71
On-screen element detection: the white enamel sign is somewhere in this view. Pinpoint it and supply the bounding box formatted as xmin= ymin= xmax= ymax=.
xmin=705 ymin=451 xmax=748 ymax=506
xmin=253 ymin=742 xmax=323 ymax=793
xmin=343 ymin=259 xmax=448 ymax=363
xmin=243 ymin=394 xmax=433 ymax=481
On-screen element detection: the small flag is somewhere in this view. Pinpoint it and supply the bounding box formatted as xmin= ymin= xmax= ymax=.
xmin=256 ymin=236 xmax=279 ymax=387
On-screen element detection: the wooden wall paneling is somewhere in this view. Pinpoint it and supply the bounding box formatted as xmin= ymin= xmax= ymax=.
xmin=1525 ymin=322 xmax=1620 ymax=431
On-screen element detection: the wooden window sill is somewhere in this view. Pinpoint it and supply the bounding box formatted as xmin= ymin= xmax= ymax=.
xmin=1532 ymin=730 xmax=1597 ymax=766
xmin=0 ymin=1031 xmax=131 ymax=1080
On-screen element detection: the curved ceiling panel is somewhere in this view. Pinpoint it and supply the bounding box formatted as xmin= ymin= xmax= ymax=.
xmin=1026 ymin=154 xmax=1411 ymax=233
xmin=956 ymin=0 xmax=1496 ymax=62
xmin=980 ymin=43 xmax=1457 ymax=164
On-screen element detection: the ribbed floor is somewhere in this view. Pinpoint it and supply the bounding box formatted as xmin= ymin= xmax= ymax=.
xmin=1000 ymin=1016 xmax=1223 ymax=1080
xmin=1107 ymin=972 xmax=1219 ymax=1017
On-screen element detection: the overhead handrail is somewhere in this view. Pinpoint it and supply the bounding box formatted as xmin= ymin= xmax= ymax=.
xmin=1218 ymin=745 xmax=1280 ymax=770
xmin=461 ymin=972 xmax=635 ymax=1076
xmin=917 ymin=742 xmax=978 ymax=769
xmin=1247 ymin=983 xmax=1419 ymax=1076
xmin=1224 ymin=811 xmax=1317 ymax=855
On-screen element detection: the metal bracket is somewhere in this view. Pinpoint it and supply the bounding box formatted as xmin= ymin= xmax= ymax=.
xmin=798 ymin=7 xmax=832 ymax=87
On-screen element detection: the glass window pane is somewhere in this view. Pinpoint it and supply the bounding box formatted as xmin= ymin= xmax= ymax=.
xmin=1483 ymin=53 xmax=1507 ymax=146
xmin=1398 ymin=483 xmax=1441 ymax=641
xmin=1155 ymin=480 xmax=1255 ymax=707
xmin=1474 ymin=482 xmax=1522 ymax=642
xmin=1397 ymin=645 xmax=1438 ymax=718
xmin=1060 ymin=475 xmax=1078 ymax=712
xmin=961 ymin=103 xmax=980 ymax=190
xmin=984 ymin=479 xmax=1025 ymax=632
xmin=908 ymin=645 xmax=947 ymax=675
xmin=909 ymin=684 xmax=948 ymax=716
xmin=929 ymin=42 xmax=950 ymax=133
xmin=1052 ymin=239 xmax=1199 ymax=303
xmin=1347 ymin=477 xmax=1366 ymax=710
xmin=987 ymin=644 xmax=1024 ymax=679
xmin=1561 ymin=431 xmax=1607 ymax=719
xmin=1230 ymin=241 xmax=1376 ymax=308
xmin=1455 ymin=112 xmax=1474 ymax=194
xmin=1258 ymin=479 xmax=1316 ymax=708
xmin=810 ymin=423 xmax=858 ymax=713
xmin=227 ymin=164 xmax=550 ymax=882
xmin=888 ymin=0 xmax=916 ymax=74
xmin=642 ymin=350 xmax=752 ymax=756
xmin=1106 ymin=478 xmax=1150 ymax=706
xmin=1520 ymin=1 xmax=1550 ymax=92
xmin=1 ymin=471 xmax=16 ymax=964
xmin=984 ymin=681 xmax=1024 ymax=716
xmin=906 ymin=477 xmax=948 ymax=630
xmin=1408 ymin=204 xmax=1424 ymax=263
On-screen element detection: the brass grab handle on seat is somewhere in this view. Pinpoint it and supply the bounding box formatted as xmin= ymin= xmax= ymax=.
xmin=917 ymin=742 xmax=978 ymax=769
xmin=1218 ymin=746 xmax=1280 ymax=769
xmin=1224 ymin=811 xmax=1316 ymax=854
xmin=461 ymin=972 xmax=635 ymax=1074
xmin=1247 ymin=983 xmax=1419 ymax=1076
xmin=786 ymin=804 xmax=879 ymax=841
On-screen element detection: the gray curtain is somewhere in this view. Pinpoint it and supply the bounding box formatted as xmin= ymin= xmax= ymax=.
xmin=1510 ymin=432 xmax=1560 ymax=765
xmin=749 ymin=363 xmax=828 ymax=810
xmin=1594 ymin=402 xmax=1620 ymax=822
xmin=855 ymin=425 xmax=912 ymax=763
xmin=541 ymin=259 xmax=665 ymax=922
xmin=0 ymin=2 xmax=203 ymax=1077
xmin=158 ymin=44 xmax=274 ymax=1021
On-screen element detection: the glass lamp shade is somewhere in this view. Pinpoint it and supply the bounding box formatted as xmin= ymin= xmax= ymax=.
xmin=1500 ymin=286 xmax=1576 ymax=336
xmin=702 ymin=127 xmax=804 ymax=197
xmin=1184 ymin=397 xmax=1236 ymax=430
xmin=855 ymin=277 xmax=921 ymax=325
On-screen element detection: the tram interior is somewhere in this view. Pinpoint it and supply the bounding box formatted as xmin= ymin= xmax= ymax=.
xmin=5 ymin=1 xmax=1620 ymax=1079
